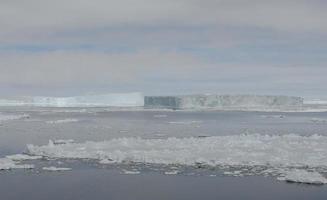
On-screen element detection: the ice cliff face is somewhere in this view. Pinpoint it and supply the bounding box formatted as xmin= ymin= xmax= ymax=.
xmin=144 ymin=95 xmax=304 ymax=110
xmin=32 ymin=93 xmax=144 ymax=107
xmin=0 ymin=93 xmax=144 ymax=107
xmin=0 ymin=93 xmax=304 ymax=109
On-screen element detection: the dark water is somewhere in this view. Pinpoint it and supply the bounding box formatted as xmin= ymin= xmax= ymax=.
xmin=1 ymin=108 xmax=327 ymax=199
xmin=1 ymin=169 xmax=327 ymax=200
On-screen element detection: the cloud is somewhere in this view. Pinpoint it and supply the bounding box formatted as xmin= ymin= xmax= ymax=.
xmin=1 ymin=49 xmax=326 ymax=97
xmin=1 ymin=0 xmax=327 ymax=43
xmin=1 ymin=0 xmax=326 ymax=58
xmin=0 ymin=0 xmax=326 ymax=97
xmin=0 ymin=50 xmax=210 ymax=86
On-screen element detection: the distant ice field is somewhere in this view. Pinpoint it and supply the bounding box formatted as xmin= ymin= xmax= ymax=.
xmin=1 ymin=107 xmax=327 ymax=185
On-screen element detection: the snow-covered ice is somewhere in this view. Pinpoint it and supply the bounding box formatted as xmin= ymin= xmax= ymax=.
xmin=121 ymin=170 xmax=140 ymax=175
xmin=46 ymin=119 xmax=79 ymax=124
xmin=260 ymin=115 xmax=285 ymax=119
xmin=6 ymin=154 xmax=42 ymax=161
xmin=304 ymin=99 xmax=327 ymax=105
xmin=153 ymin=114 xmax=168 ymax=118
xmin=310 ymin=118 xmax=327 ymax=124
xmin=0 ymin=158 xmax=34 ymax=170
xmin=0 ymin=113 xmax=29 ymax=122
xmin=1 ymin=154 xmax=39 ymax=170
xmin=168 ymin=121 xmax=202 ymax=125
xmin=99 ymin=159 xmax=116 ymax=164
xmin=26 ymin=134 xmax=327 ymax=184
xmin=145 ymin=95 xmax=304 ymax=110
xmin=53 ymin=139 xmax=75 ymax=145
xmin=0 ymin=93 xmax=144 ymax=107
xmin=164 ymin=170 xmax=179 ymax=175
xmin=278 ymin=169 xmax=327 ymax=185
xmin=42 ymin=166 xmax=72 ymax=171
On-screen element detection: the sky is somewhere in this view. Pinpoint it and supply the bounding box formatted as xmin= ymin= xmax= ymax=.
xmin=0 ymin=0 xmax=326 ymax=98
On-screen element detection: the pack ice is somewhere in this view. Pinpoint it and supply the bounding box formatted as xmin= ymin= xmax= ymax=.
xmin=0 ymin=113 xmax=29 ymax=122
xmin=27 ymin=134 xmax=327 ymax=184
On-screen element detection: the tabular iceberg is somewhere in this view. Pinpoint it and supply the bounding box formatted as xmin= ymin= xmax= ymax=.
xmin=0 ymin=93 xmax=144 ymax=107
xmin=145 ymin=94 xmax=304 ymax=110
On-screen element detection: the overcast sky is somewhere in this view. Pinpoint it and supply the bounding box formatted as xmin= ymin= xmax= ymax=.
xmin=0 ymin=0 xmax=326 ymax=98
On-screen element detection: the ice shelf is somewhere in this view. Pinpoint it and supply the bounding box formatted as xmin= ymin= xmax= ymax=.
xmin=144 ymin=94 xmax=304 ymax=110
xmin=0 ymin=93 xmax=144 ymax=107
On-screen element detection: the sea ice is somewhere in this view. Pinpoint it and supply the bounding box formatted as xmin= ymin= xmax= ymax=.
xmin=42 ymin=166 xmax=72 ymax=171
xmin=6 ymin=154 xmax=42 ymax=161
xmin=46 ymin=119 xmax=79 ymax=124
xmin=53 ymin=139 xmax=75 ymax=145
xmin=0 ymin=113 xmax=29 ymax=122
xmin=260 ymin=115 xmax=285 ymax=119
xmin=99 ymin=159 xmax=116 ymax=164
xmin=0 ymin=158 xmax=34 ymax=170
xmin=0 ymin=93 xmax=144 ymax=107
xmin=310 ymin=118 xmax=327 ymax=124
xmin=168 ymin=121 xmax=202 ymax=125
xmin=145 ymin=95 xmax=303 ymax=110
xmin=27 ymin=134 xmax=327 ymax=168
xmin=26 ymin=134 xmax=327 ymax=183
xmin=153 ymin=114 xmax=168 ymax=118
xmin=278 ymin=169 xmax=327 ymax=185
xmin=122 ymin=170 xmax=140 ymax=175
xmin=164 ymin=170 xmax=179 ymax=175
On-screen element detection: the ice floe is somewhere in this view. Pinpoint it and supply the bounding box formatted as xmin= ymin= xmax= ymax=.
xmin=168 ymin=121 xmax=202 ymax=125
xmin=0 ymin=158 xmax=34 ymax=170
xmin=0 ymin=113 xmax=29 ymax=122
xmin=122 ymin=170 xmax=140 ymax=175
xmin=153 ymin=114 xmax=168 ymax=118
xmin=42 ymin=166 xmax=72 ymax=171
xmin=26 ymin=134 xmax=327 ymax=184
xmin=99 ymin=159 xmax=116 ymax=164
xmin=164 ymin=170 xmax=179 ymax=175
xmin=53 ymin=139 xmax=75 ymax=145
xmin=46 ymin=118 xmax=79 ymax=124
xmin=6 ymin=154 xmax=42 ymax=161
xmin=278 ymin=169 xmax=327 ymax=185
xmin=260 ymin=115 xmax=285 ymax=119
xmin=310 ymin=118 xmax=327 ymax=124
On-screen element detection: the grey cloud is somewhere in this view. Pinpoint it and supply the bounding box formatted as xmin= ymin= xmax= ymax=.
xmin=1 ymin=50 xmax=326 ymax=97
xmin=1 ymin=0 xmax=326 ymax=36
xmin=0 ymin=0 xmax=326 ymax=98
xmin=1 ymin=0 xmax=326 ymax=51
xmin=0 ymin=50 xmax=209 ymax=86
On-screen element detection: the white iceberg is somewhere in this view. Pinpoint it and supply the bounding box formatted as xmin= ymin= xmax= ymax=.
xmin=145 ymin=95 xmax=304 ymax=110
xmin=0 ymin=93 xmax=144 ymax=107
